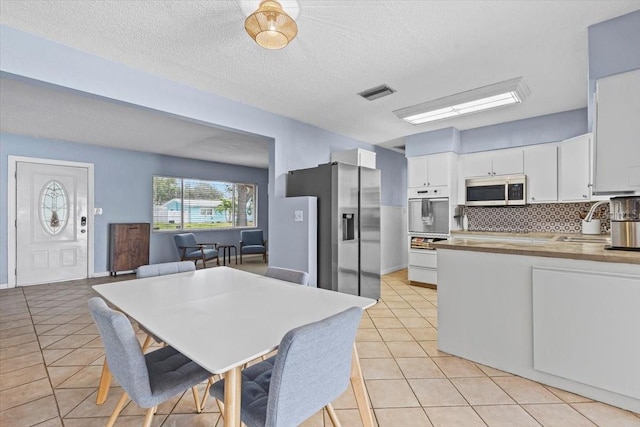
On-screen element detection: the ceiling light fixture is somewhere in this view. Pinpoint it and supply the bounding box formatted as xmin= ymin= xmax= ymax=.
xmin=244 ymin=0 xmax=298 ymax=50
xmin=394 ymin=77 xmax=530 ymax=125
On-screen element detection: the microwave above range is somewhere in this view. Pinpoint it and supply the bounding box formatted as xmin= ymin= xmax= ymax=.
xmin=465 ymin=175 xmax=527 ymax=206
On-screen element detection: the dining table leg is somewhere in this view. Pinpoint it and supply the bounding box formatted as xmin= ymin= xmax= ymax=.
xmin=224 ymin=366 xmax=242 ymax=427
xmin=350 ymin=344 xmax=374 ymax=427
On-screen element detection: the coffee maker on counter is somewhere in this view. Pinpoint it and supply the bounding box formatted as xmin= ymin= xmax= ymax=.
xmin=609 ymin=196 xmax=640 ymax=250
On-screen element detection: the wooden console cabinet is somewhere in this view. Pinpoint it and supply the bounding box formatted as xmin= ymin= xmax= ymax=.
xmin=109 ymin=223 xmax=150 ymax=276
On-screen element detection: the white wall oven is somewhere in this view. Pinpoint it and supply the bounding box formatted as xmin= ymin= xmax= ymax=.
xmin=408 ymin=197 xmax=450 ymax=237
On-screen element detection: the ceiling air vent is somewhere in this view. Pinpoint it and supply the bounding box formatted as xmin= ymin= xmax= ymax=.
xmin=358 ymin=84 xmax=396 ymax=101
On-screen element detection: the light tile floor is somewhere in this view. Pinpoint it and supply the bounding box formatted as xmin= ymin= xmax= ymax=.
xmin=1 ymin=268 xmax=639 ymax=426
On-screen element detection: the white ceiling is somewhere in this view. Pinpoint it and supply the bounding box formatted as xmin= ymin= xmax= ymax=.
xmin=1 ymin=1 xmax=639 ymax=160
xmin=0 ymin=76 xmax=271 ymax=168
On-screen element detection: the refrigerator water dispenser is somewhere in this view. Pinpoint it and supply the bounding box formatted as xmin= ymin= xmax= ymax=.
xmin=342 ymin=213 xmax=355 ymax=241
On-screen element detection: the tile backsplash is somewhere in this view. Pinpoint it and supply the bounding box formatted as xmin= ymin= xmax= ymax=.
xmin=463 ymin=202 xmax=610 ymax=233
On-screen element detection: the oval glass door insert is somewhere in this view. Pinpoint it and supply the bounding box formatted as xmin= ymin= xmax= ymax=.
xmin=40 ymin=180 xmax=69 ymax=235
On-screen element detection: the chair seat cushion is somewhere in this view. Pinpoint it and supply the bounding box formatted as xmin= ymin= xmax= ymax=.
xmin=185 ymin=248 xmax=218 ymax=259
xmin=210 ymin=356 xmax=276 ymax=427
xmin=240 ymin=245 xmax=265 ymax=254
xmin=144 ymin=345 xmax=211 ymax=407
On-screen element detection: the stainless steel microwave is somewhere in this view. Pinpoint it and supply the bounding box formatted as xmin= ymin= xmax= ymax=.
xmin=465 ymin=175 xmax=527 ymax=206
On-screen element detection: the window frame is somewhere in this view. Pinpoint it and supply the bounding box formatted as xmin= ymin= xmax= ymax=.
xmin=152 ymin=175 xmax=258 ymax=232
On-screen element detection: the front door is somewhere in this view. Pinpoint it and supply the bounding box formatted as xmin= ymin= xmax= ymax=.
xmin=16 ymin=162 xmax=89 ymax=285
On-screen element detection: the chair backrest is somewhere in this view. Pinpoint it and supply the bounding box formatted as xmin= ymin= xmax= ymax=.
xmin=265 ymin=266 xmax=309 ymax=286
xmin=265 ymin=306 xmax=363 ymax=427
xmin=240 ymin=229 xmax=264 ymax=246
xmin=137 ymin=261 xmax=196 ymax=278
xmin=174 ymin=233 xmax=197 ymax=250
xmin=88 ymin=297 xmax=152 ymax=405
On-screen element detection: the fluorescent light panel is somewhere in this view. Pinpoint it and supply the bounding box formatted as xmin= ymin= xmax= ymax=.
xmin=395 ymin=77 xmax=529 ymax=125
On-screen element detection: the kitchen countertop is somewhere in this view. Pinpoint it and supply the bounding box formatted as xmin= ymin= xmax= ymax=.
xmin=431 ymin=231 xmax=639 ymax=265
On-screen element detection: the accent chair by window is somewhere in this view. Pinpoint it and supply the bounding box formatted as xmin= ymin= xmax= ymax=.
xmin=173 ymin=233 xmax=219 ymax=268
xmin=239 ymin=229 xmax=267 ymax=264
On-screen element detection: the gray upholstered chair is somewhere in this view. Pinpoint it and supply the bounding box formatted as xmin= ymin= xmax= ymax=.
xmin=136 ymin=261 xmax=197 ymax=350
xmin=239 ymin=229 xmax=267 ymax=264
xmin=210 ymin=306 xmax=363 ymax=427
xmin=88 ymin=297 xmax=211 ymax=427
xmin=95 ymin=261 xmax=199 ymax=405
xmin=265 ymin=266 xmax=309 ymax=286
xmin=136 ymin=260 xmax=196 ymax=278
xmin=173 ymin=233 xmax=219 ymax=268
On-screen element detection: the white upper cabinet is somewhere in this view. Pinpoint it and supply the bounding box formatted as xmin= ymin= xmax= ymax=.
xmin=408 ymin=152 xmax=453 ymax=188
xmin=463 ymin=151 xmax=494 ymax=177
xmin=524 ymin=144 xmax=558 ymax=203
xmin=463 ymin=148 xmax=524 ymax=178
xmin=558 ymin=134 xmax=591 ymax=202
xmin=594 ymin=69 xmax=640 ymax=194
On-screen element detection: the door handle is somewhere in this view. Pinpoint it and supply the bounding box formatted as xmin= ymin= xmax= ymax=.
xmin=80 ymin=216 xmax=87 ymax=226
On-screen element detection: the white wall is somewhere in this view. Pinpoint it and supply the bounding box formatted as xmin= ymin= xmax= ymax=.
xmin=381 ymin=206 xmax=408 ymax=274
xmin=269 ymin=196 xmax=318 ymax=286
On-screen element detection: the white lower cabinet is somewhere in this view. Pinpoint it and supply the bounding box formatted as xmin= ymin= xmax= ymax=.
xmin=532 ymin=267 xmax=640 ymax=400
xmin=408 ymin=250 xmax=437 ymax=285
xmin=437 ymin=249 xmax=640 ymax=412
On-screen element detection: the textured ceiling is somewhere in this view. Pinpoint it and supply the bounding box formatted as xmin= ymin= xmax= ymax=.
xmin=1 ymin=0 xmax=639 ymax=159
xmin=0 ymin=77 xmax=271 ymax=168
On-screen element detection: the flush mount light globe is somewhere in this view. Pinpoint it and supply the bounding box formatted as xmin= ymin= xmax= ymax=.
xmin=245 ymin=0 xmax=298 ymax=49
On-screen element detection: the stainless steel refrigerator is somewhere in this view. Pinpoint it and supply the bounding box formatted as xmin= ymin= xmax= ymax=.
xmin=286 ymin=162 xmax=381 ymax=299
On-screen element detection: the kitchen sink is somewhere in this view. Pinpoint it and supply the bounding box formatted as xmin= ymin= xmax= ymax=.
xmin=555 ymin=235 xmax=611 ymax=244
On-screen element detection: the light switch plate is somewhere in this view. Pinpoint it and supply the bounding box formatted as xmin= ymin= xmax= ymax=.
xmin=294 ymin=210 xmax=303 ymax=222
xmin=94 ymin=208 xmax=103 ymax=215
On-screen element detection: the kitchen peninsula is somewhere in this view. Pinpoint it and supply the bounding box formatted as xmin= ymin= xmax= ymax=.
xmin=432 ymin=233 xmax=640 ymax=413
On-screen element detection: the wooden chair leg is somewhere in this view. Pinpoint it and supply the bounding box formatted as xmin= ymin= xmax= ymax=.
xmin=142 ymin=407 xmax=155 ymax=427
xmin=215 ymin=399 xmax=225 ymax=419
xmin=326 ymin=403 xmax=342 ymax=427
xmin=106 ymin=391 xmax=129 ymax=427
xmin=200 ymin=376 xmax=217 ymax=410
xmin=96 ymin=359 xmax=112 ymax=404
xmin=191 ymin=386 xmax=202 ymax=413
xmin=141 ymin=334 xmax=153 ymax=352
xmin=350 ymin=345 xmax=374 ymax=427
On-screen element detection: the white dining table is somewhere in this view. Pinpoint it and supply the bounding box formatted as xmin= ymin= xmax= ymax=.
xmin=93 ymin=266 xmax=377 ymax=427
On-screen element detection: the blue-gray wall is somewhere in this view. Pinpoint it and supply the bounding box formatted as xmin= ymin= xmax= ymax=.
xmin=0 ymin=133 xmax=269 ymax=277
xmin=588 ymin=10 xmax=640 ymax=131
xmin=0 ymin=25 xmax=406 ymax=284
xmin=405 ymin=108 xmax=588 ymax=156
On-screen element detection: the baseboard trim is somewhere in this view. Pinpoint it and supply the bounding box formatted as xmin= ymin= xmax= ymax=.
xmin=381 ymin=265 xmax=407 ymax=275
xmin=0 ymin=283 xmax=9 ymax=289
xmin=409 ymin=280 xmax=437 ymax=289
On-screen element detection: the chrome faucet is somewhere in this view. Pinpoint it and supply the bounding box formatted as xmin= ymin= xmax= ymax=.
xmin=584 ymin=200 xmax=609 ymax=222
